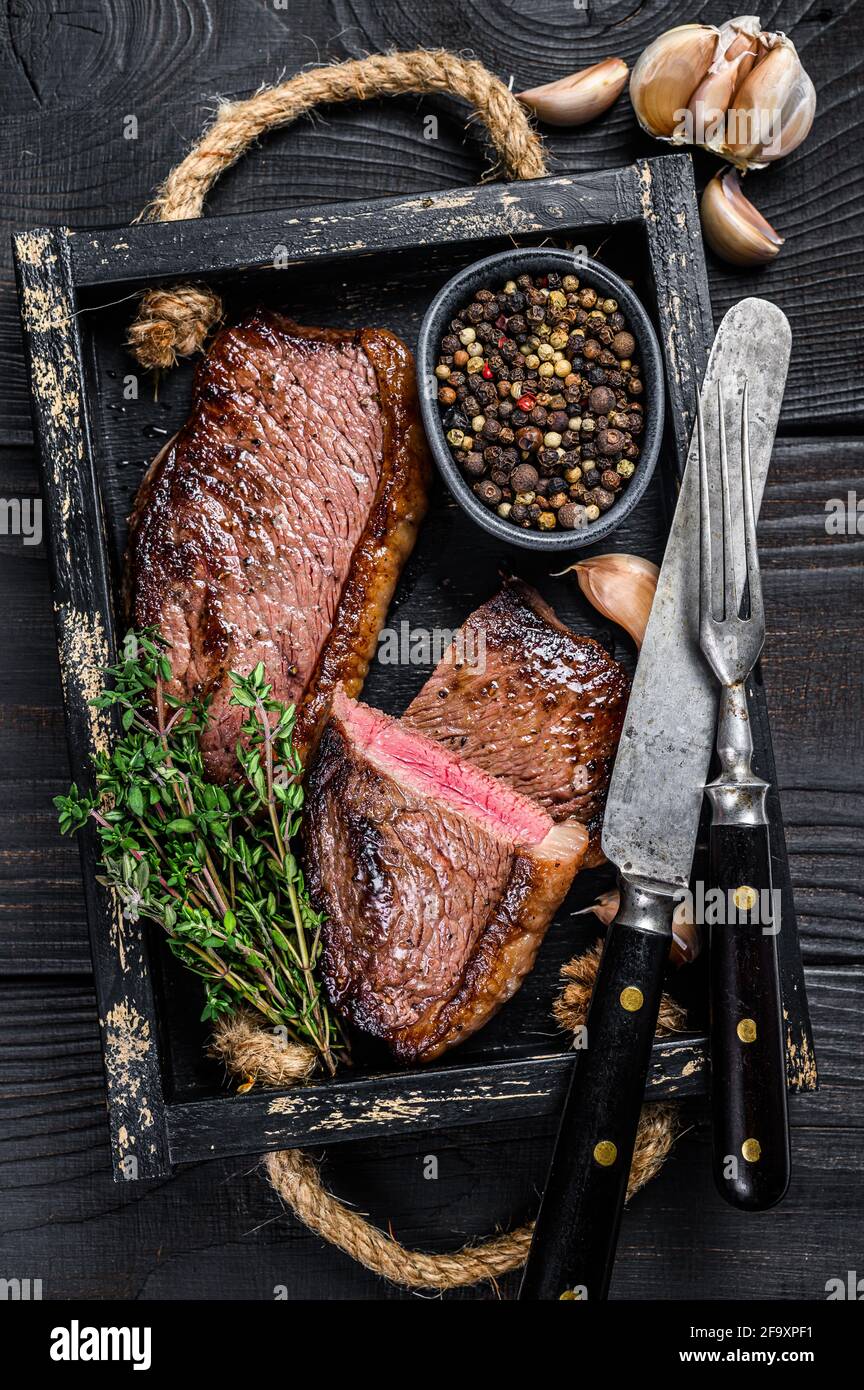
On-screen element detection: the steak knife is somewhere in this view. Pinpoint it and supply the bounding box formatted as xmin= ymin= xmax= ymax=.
xmin=519 ymin=299 xmax=792 ymax=1301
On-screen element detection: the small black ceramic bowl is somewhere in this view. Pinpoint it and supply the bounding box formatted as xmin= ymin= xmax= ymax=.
xmin=416 ymin=248 xmax=665 ymax=552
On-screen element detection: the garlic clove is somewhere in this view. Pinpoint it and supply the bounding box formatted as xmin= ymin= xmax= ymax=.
xmin=687 ymin=18 xmax=762 ymax=154
xmin=518 ymin=57 xmax=629 ymax=127
xmin=630 ymin=24 xmax=719 ymax=138
xmin=554 ymin=552 xmax=659 ymax=648
xmin=573 ymin=889 xmax=619 ymax=927
xmin=753 ymin=64 xmax=816 ymax=163
xmin=671 ymin=898 xmax=702 ymax=966
xmin=700 ymin=167 xmax=784 ymax=266
xmin=724 ymin=37 xmax=815 ymax=165
xmin=574 ymin=888 xmax=702 ymax=966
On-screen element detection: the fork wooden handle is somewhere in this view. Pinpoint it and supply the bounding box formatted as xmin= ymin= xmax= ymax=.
xmin=708 ymin=819 xmax=790 ymax=1210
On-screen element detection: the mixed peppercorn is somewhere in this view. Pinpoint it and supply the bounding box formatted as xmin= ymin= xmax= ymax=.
xmin=434 ymin=270 xmax=645 ymax=533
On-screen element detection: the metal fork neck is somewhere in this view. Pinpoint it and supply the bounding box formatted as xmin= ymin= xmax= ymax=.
xmin=706 ymin=681 xmax=769 ymax=828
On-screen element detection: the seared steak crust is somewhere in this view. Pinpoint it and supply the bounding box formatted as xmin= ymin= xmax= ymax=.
xmin=127 ymin=311 xmax=430 ymax=777
xmin=305 ymin=695 xmax=586 ymax=1063
xmin=404 ymin=578 xmax=629 ymax=866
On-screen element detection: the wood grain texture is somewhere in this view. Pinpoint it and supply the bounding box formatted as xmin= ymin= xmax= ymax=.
xmin=13 ymin=226 xmax=170 ymax=1178
xmin=0 ymin=0 xmax=861 ymax=1300
xmin=1 ymin=0 xmax=861 ymax=439
xmin=0 ymin=968 xmax=858 ymax=1300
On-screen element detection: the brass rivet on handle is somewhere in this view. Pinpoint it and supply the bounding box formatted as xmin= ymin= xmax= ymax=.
xmin=620 ymin=986 xmax=644 ymax=1012
xmin=593 ymin=1140 xmax=618 ymax=1166
xmin=734 ymin=884 xmax=758 ymax=911
xmin=737 ymin=1017 xmax=758 ymax=1043
xmin=742 ymin=1138 xmax=762 ymax=1163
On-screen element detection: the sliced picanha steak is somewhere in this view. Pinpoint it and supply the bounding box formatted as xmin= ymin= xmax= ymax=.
xmin=403 ymin=578 xmax=629 ymax=866
xmin=127 ymin=311 xmax=430 ymax=778
xmin=305 ymin=690 xmax=587 ymax=1063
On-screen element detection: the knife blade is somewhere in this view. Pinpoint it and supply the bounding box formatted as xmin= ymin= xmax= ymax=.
xmin=519 ymin=299 xmax=791 ymax=1302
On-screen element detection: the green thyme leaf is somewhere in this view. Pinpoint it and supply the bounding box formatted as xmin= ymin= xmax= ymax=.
xmin=55 ymin=628 xmax=347 ymax=1078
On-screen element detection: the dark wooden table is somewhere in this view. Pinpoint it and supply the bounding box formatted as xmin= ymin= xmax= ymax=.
xmin=1 ymin=0 xmax=861 ymax=1301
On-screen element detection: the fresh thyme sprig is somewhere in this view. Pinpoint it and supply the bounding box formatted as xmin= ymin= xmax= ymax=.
xmin=55 ymin=630 xmax=347 ymax=1077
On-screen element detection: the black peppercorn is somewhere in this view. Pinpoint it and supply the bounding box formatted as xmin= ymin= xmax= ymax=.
xmin=516 ymin=425 xmax=543 ymax=452
xmin=597 ymin=427 xmax=626 ymax=456
xmin=559 ymin=502 xmax=588 ymax=530
xmin=589 ymin=386 xmax=616 ymax=415
xmin=435 ymin=269 xmax=645 ymax=533
xmin=511 ymin=463 xmax=539 ymax=492
xmin=474 ymin=479 xmax=502 ymax=506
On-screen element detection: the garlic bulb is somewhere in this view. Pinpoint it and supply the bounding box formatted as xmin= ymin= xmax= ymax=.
xmin=630 ymin=15 xmax=815 ymax=169
xmin=700 ymin=168 xmax=784 ymax=266
xmin=518 ymin=57 xmax=629 ymax=127
xmin=555 ymin=552 xmax=659 ymax=648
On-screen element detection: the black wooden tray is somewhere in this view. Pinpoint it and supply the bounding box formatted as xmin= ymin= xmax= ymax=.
xmin=14 ymin=153 xmax=816 ymax=1182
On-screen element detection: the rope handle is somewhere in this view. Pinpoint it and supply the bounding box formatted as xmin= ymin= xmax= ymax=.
xmin=127 ymin=49 xmax=549 ymax=370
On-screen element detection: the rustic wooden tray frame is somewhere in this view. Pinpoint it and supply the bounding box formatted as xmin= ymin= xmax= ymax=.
xmin=14 ymin=153 xmax=815 ymax=1182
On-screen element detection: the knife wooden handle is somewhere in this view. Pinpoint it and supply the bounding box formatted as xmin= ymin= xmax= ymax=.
xmin=519 ymin=883 xmax=672 ymax=1301
xmin=709 ymin=819 xmax=790 ymax=1210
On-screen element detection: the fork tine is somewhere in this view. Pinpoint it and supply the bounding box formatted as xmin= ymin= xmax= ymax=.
xmin=717 ymin=381 xmax=737 ymax=621
xmin=740 ymin=381 xmax=765 ymax=635
xmin=696 ymin=387 xmax=712 ymax=624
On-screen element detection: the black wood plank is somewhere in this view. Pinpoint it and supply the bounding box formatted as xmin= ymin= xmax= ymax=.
xmin=13 ymin=229 xmax=171 ymax=1178
xmin=0 ymin=0 xmax=861 ymax=1301
xmin=71 ymin=169 xmax=640 ymax=286
xmin=166 ymin=1035 xmax=708 ymax=1165
xmin=0 ymin=968 xmax=858 ymax=1300
xmin=1 ymin=1 xmax=861 ymax=441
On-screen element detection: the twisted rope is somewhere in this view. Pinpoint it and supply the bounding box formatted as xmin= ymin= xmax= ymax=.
xmin=211 ymin=942 xmax=683 ymax=1292
xmin=127 ymin=49 xmax=549 ymax=370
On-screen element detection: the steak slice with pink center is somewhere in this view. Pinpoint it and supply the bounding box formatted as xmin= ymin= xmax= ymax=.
xmin=305 ymin=690 xmax=587 ymax=1063
xmin=403 ymin=578 xmax=630 ymax=867
xmin=127 ymin=311 xmax=430 ymax=779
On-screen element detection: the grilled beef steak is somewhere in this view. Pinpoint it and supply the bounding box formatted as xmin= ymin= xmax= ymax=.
xmin=127 ymin=311 xmax=430 ymax=778
xmin=305 ymin=690 xmax=587 ymax=1063
xmin=404 ymin=579 xmax=629 ymax=866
